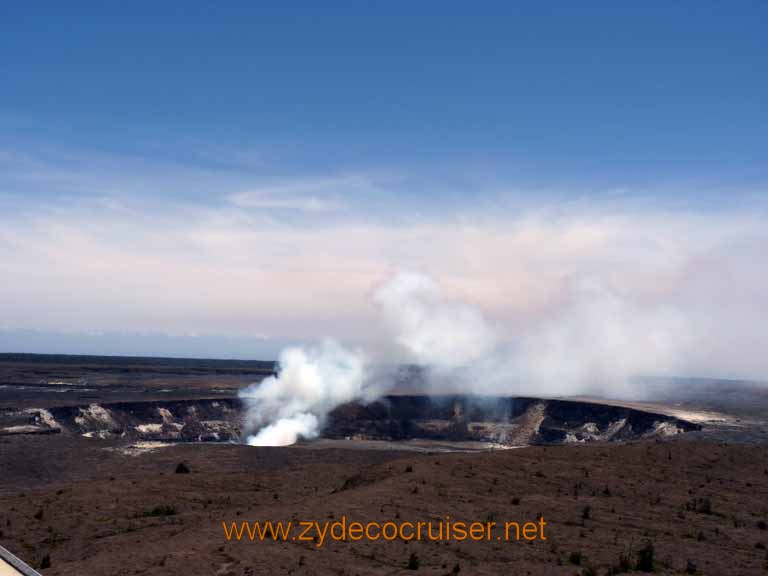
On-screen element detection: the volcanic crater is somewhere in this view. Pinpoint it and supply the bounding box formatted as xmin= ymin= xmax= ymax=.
xmin=0 ymin=394 xmax=700 ymax=447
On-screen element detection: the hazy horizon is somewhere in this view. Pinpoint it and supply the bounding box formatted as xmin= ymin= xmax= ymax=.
xmin=2 ymin=3 xmax=767 ymax=386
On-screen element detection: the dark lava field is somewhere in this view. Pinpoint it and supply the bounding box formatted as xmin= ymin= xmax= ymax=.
xmin=1 ymin=354 xmax=768 ymax=575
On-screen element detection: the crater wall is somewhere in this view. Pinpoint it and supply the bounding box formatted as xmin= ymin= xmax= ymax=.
xmin=0 ymin=395 xmax=700 ymax=446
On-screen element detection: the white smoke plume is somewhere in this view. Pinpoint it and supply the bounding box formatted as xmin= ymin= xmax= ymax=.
xmin=438 ymin=277 xmax=695 ymax=400
xmin=506 ymin=276 xmax=693 ymax=397
xmin=238 ymin=269 xmax=700 ymax=445
xmin=373 ymin=271 xmax=497 ymax=369
xmin=372 ymin=270 xmax=698 ymax=400
xmin=237 ymin=203 xmax=768 ymax=446
xmin=239 ymin=341 xmax=374 ymax=446
xmin=239 ymin=271 xmax=499 ymax=446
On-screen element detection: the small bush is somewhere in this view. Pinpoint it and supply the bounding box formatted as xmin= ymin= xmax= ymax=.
xmin=686 ymin=497 xmax=712 ymax=515
xmin=144 ymin=504 xmax=177 ymax=517
xmin=406 ymin=552 xmax=419 ymax=570
xmin=569 ymin=551 xmax=582 ymax=565
xmin=758 ymin=520 xmax=767 ymax=531
xmin=175 ymin=462 xmax=191 ymax=474
xmin=610 ymin=550 xmax=632 ymax=574
xmin=582 ymin=505 xmax=591 ymax=520
xmin=635 ymin=541 xmax=655 ymax=572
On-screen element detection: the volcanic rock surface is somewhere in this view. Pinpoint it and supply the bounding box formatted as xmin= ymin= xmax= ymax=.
xmin=1 ymin=354 xmax=767 ymax=575
xmin=0 ymin=395 xmax=699 ymax=446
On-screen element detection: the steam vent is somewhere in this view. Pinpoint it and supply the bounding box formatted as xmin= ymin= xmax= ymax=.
xmin=0 ymin=395 xmax=700 ymax=446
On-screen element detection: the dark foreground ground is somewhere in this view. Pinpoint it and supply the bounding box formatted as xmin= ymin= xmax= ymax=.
xmin=2 ymin=354 xmax=768 ymax=575
xmin=1 ymin=435 xmax=768 ymax=576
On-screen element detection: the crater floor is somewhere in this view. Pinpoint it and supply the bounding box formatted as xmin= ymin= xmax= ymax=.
xmin=0 ymin=394 xmax=701 ymax=449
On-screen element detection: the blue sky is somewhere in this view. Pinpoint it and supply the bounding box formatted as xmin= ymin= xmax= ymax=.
xmin=1 ymin=2 xmax=767 ymax=371
xmin=3 ymin=2 xmax=766 ymax=186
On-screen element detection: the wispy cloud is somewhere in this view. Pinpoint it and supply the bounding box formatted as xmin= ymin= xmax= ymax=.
xmin=228 ymin=192 xmax=344 ymax=212
xmin=0 ymin=145 xmax=396 ymax=218
xmin=1 ymin=186 xmax=767 ymax=383
xmin=227 ymin=174 xmax=380 ymax=212
xmin=1 ymin=144 xmax=768 ymax=384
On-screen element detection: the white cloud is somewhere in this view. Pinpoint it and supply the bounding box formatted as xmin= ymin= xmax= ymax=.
xmin=228 ymin=192 xmax=344 ymax=212
xmin=0 ymin=145 xmax=766 ymax=386
xmin=227 ymin=174 xmax=379 ymax=212
xmin=0 ymin=193 xmax=766 ymax=386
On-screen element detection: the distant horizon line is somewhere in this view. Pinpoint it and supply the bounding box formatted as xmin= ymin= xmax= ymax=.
xmin=0 ymin=351 xmax=276 ymax=365
xmin=0 ymin=351 xmax=765 ymax=387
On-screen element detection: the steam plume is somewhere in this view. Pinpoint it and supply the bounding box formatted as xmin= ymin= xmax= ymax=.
xmin=507 ymin=276 xmax=692 ymax=397
xmin=373 ymin=271 xmax=696 ymax=399
xmin=239 ymin=341 xmax=373 ymax=446
xmin=238 ymin=253 xmax=762 ymax=446
xmin=239 ymin=271 xmax=498 ymax=445
xmin=373 ymin=271 xmax=496 ymax=369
